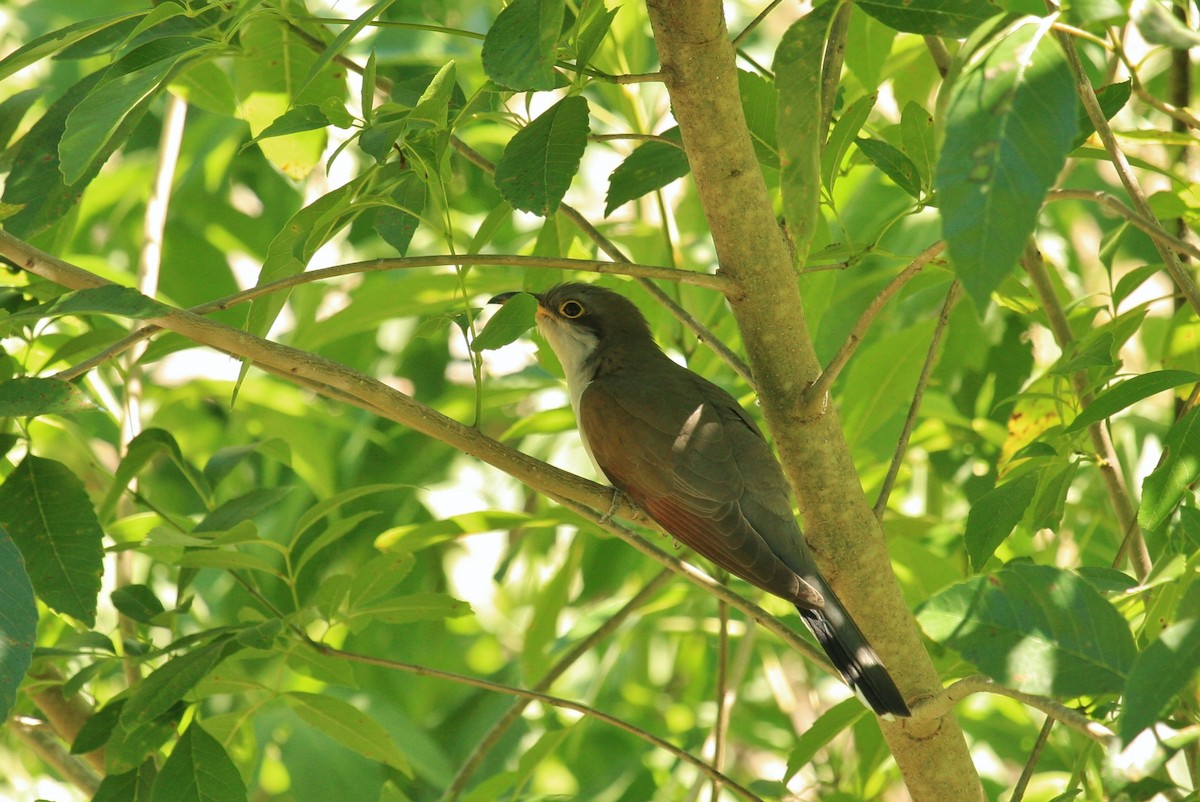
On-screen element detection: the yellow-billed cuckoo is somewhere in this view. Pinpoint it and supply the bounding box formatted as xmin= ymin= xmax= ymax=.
xmin=491 ymin=282 xmax=909 ymax=717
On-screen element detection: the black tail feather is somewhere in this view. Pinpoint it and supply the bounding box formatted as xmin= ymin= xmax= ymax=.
xmin=796 ymin=593 xmax=910 ymax=718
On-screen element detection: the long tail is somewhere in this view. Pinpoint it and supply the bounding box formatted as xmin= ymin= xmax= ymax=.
xmin=796 ymin=588 xmax=910 ymax=718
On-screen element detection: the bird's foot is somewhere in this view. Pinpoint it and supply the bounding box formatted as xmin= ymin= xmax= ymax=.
xmin=598 ymin=487 xmax=628 ymax=524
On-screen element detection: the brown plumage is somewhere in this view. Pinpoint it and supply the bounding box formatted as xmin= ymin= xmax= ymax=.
xmin=500 ymin=282 xmax=909 ymax=717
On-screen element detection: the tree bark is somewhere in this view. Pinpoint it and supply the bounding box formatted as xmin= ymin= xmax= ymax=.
xmin=643 ymin=1 xmax=984 ymax=798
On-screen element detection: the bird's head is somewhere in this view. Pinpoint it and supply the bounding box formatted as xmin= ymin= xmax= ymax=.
xmin=490 ymin=283 xmax=659 ymax=382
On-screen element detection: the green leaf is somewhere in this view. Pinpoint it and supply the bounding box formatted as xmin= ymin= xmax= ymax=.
xmin=234 ymin=18 xmax=342 ymax=180
xmin=1072 ymin=81 xmax=1131 ymax=150
xmin=285 ymin=691 xmax=413 ymax=775
xmin=775 ymin=1 xmax=836 ymax=263
xmin=245 ymin=104 xmax=332 ymax=144
xmin=900 ymin=101 xmax=937 ymax=188
xmin=1140 ymin=407 xmax=1200 ymax=531
xmin=1131 ymin=0 xmax=1200 ymax=48
xmin=376 ymin=510 xmax=543 ymax=553
xmin=0 ymin=12 xmax=144 ymax=81
xmin=5 ymin=285 xmax=166 ymax=327
xmin=0 ymin=527 xmax=36 ymax=723
xmin=373 ymin=170 xmax=427 ymax=256
xmin=351 ymin=592 xmax=472 ymax=626
xmin=111 ymin=584 xmax=166 ymax=625
xmin=936 ymin=16 xmax=1078 ymax=311
xmin=122 ymin=640 xmax=235 ymax=729
xmin=93 ymin=760 xmax=157 ymax=802
xmin=244 ymin=181 xmax=359 ymax=340
xmin=472 ymin=292 xmax=537 ymax=352
xmin=347 ymin=552 xmax=416 ymax=610
xmin=603 ymin=127 xmax=689 ymax=216
xmin=915 ymin=563 xmax=1135 ymax=697
xmin=101 ymin=427 xmax=210 ymax=521
xmin=0 ymin=456 xmax=104 ymax=626
xmin=0 ymin=377 xmax=90 ymax=416
xmin=738 ymin=70 xmax=778 ymax=169
xmin=61 ymin=37 xmax=216 ymax=184
xmin=482 ymin=0 xmax=565 ymax=91
xmin=964 ymin=471 xmax=1038 ymax=570
xmin=855 ymin=137 xmax=922 ymax=198
xmin=855 ymin=0 xmax=1001 ymax=37
xmin=1120 ymin=618 xmax=1200 ymax=743
xmin=294 ymin=0 xmax=398 ymax=101
xmin=822 ymin=92 xmax=876 ymax=192
xmin=1065 ymin=370 xmax=1200 ymax=433
xmin=494 ymin=95 xmax=589 ymax=216
xmin=409 ymin=61 xmax=457 ymax=129
xmin=785 ymin=697 xmax=868 ymax=781
xmin=841 ymin=319 xmax=936 ymax=450
xmin=151 ymin=722 xmax=246 ymax=802
xmin=574 ymin=0 xmax=617 ymax=70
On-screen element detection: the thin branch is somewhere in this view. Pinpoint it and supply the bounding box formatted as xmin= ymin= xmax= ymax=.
xmin=9 ymin=717 xmax=102 ymax=796
xmin=5 ymin=232 xmax=828 ymax=670
xmin=591 ymin=132 xmax=685 ymax=149
xmin=1051 ymin=16 xmax=1200 ymax=318
xmin=801 ymin=241 xmax=946 ymax=413
xmin=916 ymin=675 xmax=1113 ymax=743
xmin=54 ymin=253 xmax=730 ymax=381
xmin=711 ymin=600 xmax=731 ymax=800
xmin=923 ymin=36 xmax=953 ymax=78
xmin=1011 ymin=716 xmax=1056 ymax=802
xmin=874 ymin=282 xmax=961 ymax=518
xmin=1021 ymin=244 xmax=1151 ymax=580
xmin=23 ymin=664 xmax=105 ymax=773
xmin=1047 ymin=189 xmax=1200 ymax=262
xmin=442 ymin=568 xmax=676 ymax=801
xmin=731 ymin=0 xmax=786 ymax=49
xmin=309 ymin=640 xmax=766 ymax=802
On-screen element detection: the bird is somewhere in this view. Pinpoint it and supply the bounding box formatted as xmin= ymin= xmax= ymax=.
xmin=490 ymin=282 xmax=910 ymax=717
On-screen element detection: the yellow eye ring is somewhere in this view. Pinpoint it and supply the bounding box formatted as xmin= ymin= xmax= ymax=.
xmin=559 ymin=300 xmax=585 ymax=319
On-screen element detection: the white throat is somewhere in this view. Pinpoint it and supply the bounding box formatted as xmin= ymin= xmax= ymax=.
xmin=536 ymin=313 xmax=603 ymax=475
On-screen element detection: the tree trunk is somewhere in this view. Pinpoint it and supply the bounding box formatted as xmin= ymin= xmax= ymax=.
xmin=643 ymin=1 xmax=983 ymax=798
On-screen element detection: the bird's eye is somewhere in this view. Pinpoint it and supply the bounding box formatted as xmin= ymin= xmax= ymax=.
xmin=559 ymin=300 xmax=585 ymax=319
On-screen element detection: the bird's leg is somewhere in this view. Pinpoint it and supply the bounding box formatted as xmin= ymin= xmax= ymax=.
xmin=598 ymin=487 xmax=630 ymax=524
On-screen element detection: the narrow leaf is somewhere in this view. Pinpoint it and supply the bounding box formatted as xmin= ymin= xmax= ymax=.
xmin=0 ymin=377 xmax=90 ymax=416
xmin=0 ymin=12 xmax=143 ymax=81
xmin=964 ymin=471 xmax=1039 ymax=570
xmin=936 ymin=16 xmax=1078 ymax=310
xmin=111 ymin=584 xmax=166 ymax=625
xmin=472 ymin=292 xmax=537 ymax=352
xmin=1120 ymin=618 xmax=1200 ymax=743
xmin=856 ymin=137 xmax=922 ymax=198
xmin=821 ymin=92 xmax=876 ymax=191
xmin=915 ymin=563 xmax=1135 ymax=697
xmin=6 ymin=285 xmax=167 ymax=326
xmin=151 ymin=723 xmax=246 ymax=802
xmin=1066 ymin=370 xmax=1200 ymax=433
xmin=285 ymin=691 xmax=413 ymax=775
xmin=294 ymin=0 xmax=399 ymax=100
xmin=0 ymin=527 xmax=37 ymax=722
xmin=494 ymin=95 xmax=589 ymax=216
xmin=855 ymin=0 xmax=1000 ymax=37
xmin=1140 ymin=407 xmax=1200 ymax=531
xmin=603 ymin=127 xmax=689 ymax=216
xmin=774 ymin=2 xmax=836 ymax=263
xmin=122 ymin=641 xmax=233 ymax=729
xmin=0 ymin=456 xmax=104 ymax=625
xmin=785 ymin=698 xmax=867 ymax=781
xmin=93 ymin=760 xmax=157 ymax=802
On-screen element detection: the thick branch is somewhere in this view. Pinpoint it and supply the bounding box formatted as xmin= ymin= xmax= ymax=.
xmin=641 ymin=2 xmax=982 ymax=799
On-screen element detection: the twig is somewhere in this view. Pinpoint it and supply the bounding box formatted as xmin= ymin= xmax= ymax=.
xmin=1050 ymin=14 xmax=1200 ymax=318
xmin=23 ymin=664 xmax=105 ymax=773
xmin=1047 ymin=189 xmax=1200 ymax=262
xmin=819 ymin=3 xmax=851 ymax=144
xmin=730 ymin=0 xmax=785 ymax=49
xmin=1011 ymin=716 xmax=1056 ymax=802
xmin=923 ymin=36 xmax=953 ymax=78
xmin=801 ymin=241 xmax=946 ymax=413
xmin=308 ymin=640 xmax=766 ymax=802
xmin=591 ymin=132 xmax=685 ymax=149
xmin=874 ymin=281 xmax=961 ymax=517
xmin=54 ymin=253 xmax=730 ymax=381
xmin=442 ymin=568 xmax=676 ymax=801
xmin=916 ymin=675 xmax=1113 ymax=743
